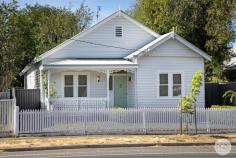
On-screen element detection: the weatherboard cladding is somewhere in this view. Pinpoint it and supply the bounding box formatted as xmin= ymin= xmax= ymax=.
xmin=46 ymin=16 xmax=155 ymax=59
xmin=136 ymin=39 xmax=205 ymax=108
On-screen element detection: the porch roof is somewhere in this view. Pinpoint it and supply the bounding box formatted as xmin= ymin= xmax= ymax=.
xmin=43 ymin=59 xmax=138 ymax=69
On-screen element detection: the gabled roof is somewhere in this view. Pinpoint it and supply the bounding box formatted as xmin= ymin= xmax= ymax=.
xmin=33 ymin=10 xmax=159 ymax=64
xmin=20 ymin=10 xmax=159 ymax=75
xmin=125 ymin=32 xmax=212 ymax=61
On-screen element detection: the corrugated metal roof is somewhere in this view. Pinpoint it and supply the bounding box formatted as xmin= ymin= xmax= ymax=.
xmin=44 ymin=59 xmax=138 ymax=67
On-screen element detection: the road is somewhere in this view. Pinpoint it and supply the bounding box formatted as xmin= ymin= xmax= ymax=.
xmin=0 ymin=146 xmax=236 ymax=158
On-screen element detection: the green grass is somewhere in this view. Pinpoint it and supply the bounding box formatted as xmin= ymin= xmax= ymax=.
xmin=211 ymin=105 xmax=236 ymax=108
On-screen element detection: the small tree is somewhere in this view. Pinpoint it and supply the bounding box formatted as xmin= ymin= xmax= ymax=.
xmin=179 ymin=70 xmax=203 ymax=134
xmin=180 ymin=71 xmax=203 ymax=111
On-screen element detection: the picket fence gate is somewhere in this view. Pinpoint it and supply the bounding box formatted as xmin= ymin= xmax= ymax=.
xmin=17 ymin=108 xmax=236 ymax=135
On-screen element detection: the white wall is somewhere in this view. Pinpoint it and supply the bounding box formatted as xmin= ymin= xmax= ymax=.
xmin=50 ymin=70 xmax=135 ymax=107
xmin=50 ymin=70 xmax=107 ymax=98
xmin=47 ymin=16 xmax=155 ymax=59
xmin=127 ymin=73 xmax=135 ymax=107
xmin=26 ymin=69 xmax=37 ymax=89
xmin=136 ymin=39 xmax=205 ymax=107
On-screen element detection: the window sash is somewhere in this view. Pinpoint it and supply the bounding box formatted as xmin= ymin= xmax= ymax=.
xmin=159 ymin=85 xmax=168 ymax=96
xmin=78 ymin=75 xmax=87 ymax=97
xmin=172 ymin=74 xmax=182 ymax=96
xmin=109 ymin=76 xmax=113 ymax=90
xmin=158 ymin=73 xmax=182 ymax=97
xmin=173 ymin=85 xmax=181 ymax=96
xmin=64 ymin=75 xmax=74 ymax=97
xmin=159 ymin=73 xmax=168 ymax=97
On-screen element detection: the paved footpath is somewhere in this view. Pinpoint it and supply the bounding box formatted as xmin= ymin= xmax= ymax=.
xmin=0 ymin=145 xmax=236 ymax=158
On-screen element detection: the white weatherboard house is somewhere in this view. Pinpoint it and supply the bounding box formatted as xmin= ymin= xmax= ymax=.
xmin=21 ymin=11 xmax=211 ymax=109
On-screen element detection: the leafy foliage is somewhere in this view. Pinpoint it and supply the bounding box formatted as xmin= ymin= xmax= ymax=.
xmin=180 ymin=71 xmax=203 ymax=111
xmin=223 ymin=90 xmax=236 ymax=105
xmin=50 ymin=81 xmax=57 ymax=98
xmin=0 ymin=0 xmax=93 ymax=90
xmin=131 ymin=0 xmax=236 ymax=82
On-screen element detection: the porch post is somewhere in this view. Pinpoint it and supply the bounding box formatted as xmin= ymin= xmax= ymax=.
xmin=134 ymin=69 xmax=138 ymax=107
xmin=106 ymin=70 xmax=110 ymax=108
xmin=47 ymin=70 xmax=51 ymax=99
xmin=39 ymin=66 xmax=44 ymax=106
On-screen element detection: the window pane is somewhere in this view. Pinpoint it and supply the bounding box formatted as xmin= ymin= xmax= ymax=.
xmin=173 ymin=74 xmax=181 ymax=84
xmin=173 ymin=85 xmax=181 ymax=96
xmin=160 ymin=85 xmax=168 ymax=96
xmin=79 ymin=75 xmax=87 ymax=85
xmin=160 ymin=74 xmax=168 ymax=84
xmin=78 ymin=86 xmax=87 ymax=97
xmin=65 ymin=75 xmax=73 ymax=85
xmin=109 ymin=76 xmax=113 ymax=90
xmin=64 ymin=87 xmax=73 ymax=97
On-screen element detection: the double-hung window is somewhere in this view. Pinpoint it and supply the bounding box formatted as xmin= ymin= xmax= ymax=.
xmin=173 ymin=74 xmax=182 ymax=96
xmin=78 ymin=75 xmax=87 ymax=97
xmin=158 ymin=72 xmax=182 ymax=97
xmin=64 ymin=75 xmax=73 ymax=97
xmin=159 ymin=74 xmax=168 ymax=96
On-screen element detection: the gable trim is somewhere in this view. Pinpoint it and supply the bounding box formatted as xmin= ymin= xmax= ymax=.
xmin=120 ymin=11 xmax=160 ymax=38
xmin=32 ymin=10 xmax=159 ymax=64
xmin=125 ymin=32 xmax=212 ymax=61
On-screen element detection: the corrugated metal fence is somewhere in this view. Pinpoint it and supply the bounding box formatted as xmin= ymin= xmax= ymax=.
xmin=15 ymin=89 xmax=40 ymax=110
xmin=205 ymin=82 xmax=236 ymax=107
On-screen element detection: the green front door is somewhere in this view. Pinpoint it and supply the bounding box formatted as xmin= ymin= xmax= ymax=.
xmin=114 ymin=76 xmax=127 ymax=108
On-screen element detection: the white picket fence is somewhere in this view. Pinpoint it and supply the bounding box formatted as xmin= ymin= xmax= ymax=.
xmin=0 ymin=91 xmax=10 ymax=99
xmin=18 ymin=108 xmax=236 ymax=135
xmin=0 ymin=99 xmax=16 ymax=135
xmin=49 ymin=98 xmax=108 ymax=110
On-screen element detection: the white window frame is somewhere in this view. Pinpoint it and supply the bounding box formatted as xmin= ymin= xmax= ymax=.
xmin=172 ymin=73 xmax=182 ymax=97
xmin=63 ymin=74 xmax=74 ymax=98
xmin=61 ymin=72 xmax=90 ymax=98
xmin=114 ymin=25 xmax=123 ymax=38
xmin=78 ymin=75 xmax=88 ymax=98
xmin=157 ymin=71 xmax=184 ymax=99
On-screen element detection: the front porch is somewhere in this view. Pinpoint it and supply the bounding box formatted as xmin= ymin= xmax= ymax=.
xmin=40 ymin=59 xmax=138 ymax=109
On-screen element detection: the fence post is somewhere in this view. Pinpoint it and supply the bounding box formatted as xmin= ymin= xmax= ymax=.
xmin=142 ymin=111 xmax=147 ymax=134
xmin=13 ymin=100 xmax=19 ymax=136
xmin=206 ymin=109 xmax=210 ymax=133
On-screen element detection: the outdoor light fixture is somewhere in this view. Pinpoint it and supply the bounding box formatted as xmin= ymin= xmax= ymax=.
xmin=97 ymin=76 xmax=101 ymax=82
xmin=128 ymin=76 xmax=132 ymax=82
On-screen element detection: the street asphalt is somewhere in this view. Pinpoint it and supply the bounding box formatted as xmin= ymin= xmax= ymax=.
xmin=0 ymin=145 xmax=235 ymax=158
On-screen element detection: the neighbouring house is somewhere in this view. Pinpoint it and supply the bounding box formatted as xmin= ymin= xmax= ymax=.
xmin=20 ymin=10 xmax=211 ymax=109
xmin=225 ymin=46 xmax=236 ymax=81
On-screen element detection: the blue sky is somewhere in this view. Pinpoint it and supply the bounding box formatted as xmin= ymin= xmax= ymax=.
xmin=2 ymin=0 xmax=135 ymax=23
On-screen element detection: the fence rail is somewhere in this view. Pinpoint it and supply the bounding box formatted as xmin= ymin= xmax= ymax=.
xmin=18 ymin=108 xmax=236 ymax=135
